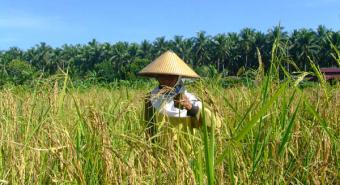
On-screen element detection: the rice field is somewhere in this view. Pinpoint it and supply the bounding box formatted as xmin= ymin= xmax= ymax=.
xmin=0 ymin=73 xmax=339 ymax=184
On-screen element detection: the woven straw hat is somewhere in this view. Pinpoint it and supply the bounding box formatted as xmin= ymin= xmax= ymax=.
xmin=138 ymin=51 xmax=200 ymax=78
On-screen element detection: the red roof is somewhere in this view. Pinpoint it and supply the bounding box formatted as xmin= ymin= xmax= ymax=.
xmin=325 ymin=75 xmax=340 ymax=80
xmin=320 ymin=68 xmax=340 ymax=73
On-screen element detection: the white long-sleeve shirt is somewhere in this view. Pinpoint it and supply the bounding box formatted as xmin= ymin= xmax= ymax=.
xmin=150 ymin=87 xmax=202 ymax=118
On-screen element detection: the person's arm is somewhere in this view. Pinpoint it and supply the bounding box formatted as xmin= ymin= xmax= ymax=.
xmin=151 ymin=92 xmax=201 ymax=118
xmin=152 ymin=98 xmax=189 ymax=117
xmin=187 ymin=104 xmax=199 ymax=116
xmin=180 ymin=92 xmax=202 ymax=117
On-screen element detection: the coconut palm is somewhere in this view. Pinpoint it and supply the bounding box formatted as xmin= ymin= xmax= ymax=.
xmin=193 ymin=31 xmax=211 ymax=67
xmin=290 ymin=29 xmax=320 ymax=71
xmin=153 ymin=37 xmax=169 ymax=57
xmin=139 ymin=40 xmax=152 ymax=59
xmin=239 ymin=28 xmax=257 ymax=69
xmin=112 ymin=42 xmax=130 ymax=79
xmin=213 ymin=34 xmax=230 ymax=72
xmin=0 ymin=25 xmax=339 ymax=85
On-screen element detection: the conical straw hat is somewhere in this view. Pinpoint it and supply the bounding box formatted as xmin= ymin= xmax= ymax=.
xmin=138 ymin=51 xmax=200 ymax=78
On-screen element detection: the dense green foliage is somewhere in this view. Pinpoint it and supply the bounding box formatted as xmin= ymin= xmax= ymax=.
xmin=0 ymin=25 xmax=339 ymax=85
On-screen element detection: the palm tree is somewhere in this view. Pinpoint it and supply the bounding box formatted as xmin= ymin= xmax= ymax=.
xmin=58 ymin=44 xmax=73 ymax=71
xmin=153 ymin=37 xmax=169 ymax=57
xmin=239 ymin=28 xmax=256 ymax=69
xmin=59 ymin=44 xmax=83 ymax=76
xmin=180 ymin=38 xmax=194 ymax=66
xmin=169 ymin=35 xmax=194 ymax=65
xmin=139 ymin=40 xmax=152 ymax=59
xmin=212 ymin=34 xmax=230 ymax=72
xmin=170 ymin=35 xmax=184 ymax=54
xmin=266 ymin=25 xmax=291 ymax=72
xmin=77 ymin=39 xmax=105 ymax=76
xmin=2 ymin=47 xmax=24 ymax=75
xmin=128 ymin=43 xmax=139 ymax=60
xmin=112 ymin=42 xmax=130 ymax=79
xmin=1 ymin=26 xmax=339 ymax=82
xmin=290 ymin=29 xmax=320 ymax=71
xmin=26 ymin=42 xmax=56 ymax=74
xmin=316 ymin=25 xmax=332 ymax=67
xmin=193 ymin=31 xmax=211 ymax=67
xmin=0 ymin=52 xmax=8 ymax=80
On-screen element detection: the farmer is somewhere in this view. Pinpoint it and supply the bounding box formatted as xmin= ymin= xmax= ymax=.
xmin=139 ymin=51 xmax=220 ymax=140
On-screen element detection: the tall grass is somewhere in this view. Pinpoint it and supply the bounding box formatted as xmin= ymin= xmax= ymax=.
xmin=0 ymin=76 xmax=339 ymax=184
xmin=0 ymin=43 xmax=339 ymax=184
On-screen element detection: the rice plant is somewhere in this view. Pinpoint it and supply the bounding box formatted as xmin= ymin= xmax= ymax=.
xmin=0 ymin=45 xmax=339 ymax=184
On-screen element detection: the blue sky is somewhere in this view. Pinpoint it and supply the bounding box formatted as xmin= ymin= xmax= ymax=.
xmin=0 ymin=0 xmax=339 ymax=50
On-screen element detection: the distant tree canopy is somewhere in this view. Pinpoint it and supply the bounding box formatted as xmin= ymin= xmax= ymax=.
xmin=0 ymin=25 xmax=339 ymax=85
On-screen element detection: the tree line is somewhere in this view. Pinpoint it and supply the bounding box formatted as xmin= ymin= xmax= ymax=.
xmin=0 ymin=25 xmax=339 ymax=85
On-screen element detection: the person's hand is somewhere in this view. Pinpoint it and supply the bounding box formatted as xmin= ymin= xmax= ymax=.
xmin=175 ymin=94 xmax=192 ymax=110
